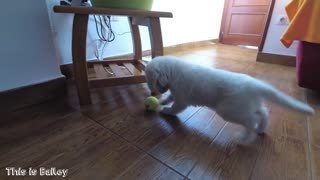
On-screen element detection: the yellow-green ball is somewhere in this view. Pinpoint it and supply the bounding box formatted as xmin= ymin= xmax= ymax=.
xmin=145 ymin=96 xmax=159 ymax=111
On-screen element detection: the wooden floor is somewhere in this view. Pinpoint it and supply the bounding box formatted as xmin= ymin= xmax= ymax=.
xmin=1 ymin=44 xmax=320 ymax=180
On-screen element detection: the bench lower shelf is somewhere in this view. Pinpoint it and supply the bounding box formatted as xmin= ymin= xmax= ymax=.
xmin=86 ymin=59 xmax=147 ymax=88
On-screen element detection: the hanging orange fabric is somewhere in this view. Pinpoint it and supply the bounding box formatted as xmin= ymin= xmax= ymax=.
xmin=280 ymin=0 xmax=320 ymax=48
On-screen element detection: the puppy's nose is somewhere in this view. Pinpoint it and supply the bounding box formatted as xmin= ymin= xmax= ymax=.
xmin=150 ymin=92 xmax=162 ymax=99
xmin=151 ymin=92 xmax=158 ymax=96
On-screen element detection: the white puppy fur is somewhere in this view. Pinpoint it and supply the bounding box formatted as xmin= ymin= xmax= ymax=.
xmin=145 ymin=56 xmax=314 ymax=141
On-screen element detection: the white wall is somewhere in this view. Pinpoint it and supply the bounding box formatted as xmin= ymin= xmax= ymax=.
xmin=0 ymin=1 xmax=63 ymax=92
xmin=48 ymin=0 xmax=224 ymax=64
xmin=153 ymin=0 xmax=224 ymax=46
xmin=262 ymin=0 xmax=297 ymax=56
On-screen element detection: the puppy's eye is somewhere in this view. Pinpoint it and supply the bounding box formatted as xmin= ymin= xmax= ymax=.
xmin=156 ymin=80 xmax=161 ymax=87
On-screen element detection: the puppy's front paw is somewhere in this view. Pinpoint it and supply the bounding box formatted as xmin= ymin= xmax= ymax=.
xmin=160 ymin=99 xmax=169 ymax=105
xmin=160 ymin=107 xmax=177 ymax=116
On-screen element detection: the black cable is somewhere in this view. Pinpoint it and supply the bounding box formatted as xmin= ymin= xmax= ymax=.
xmin=99 ymin=15 xmax=108 ymax=41
xmin=102 ymin=16 xmax=110 ymax=41
xmin=93 ymin=15 xmax=105 ymax=41
xmin=107 ymin=16 xmax=115 ymax=42
xmin=103 ymin=16 xmax=115 ymax=42
xmin=93 ymin=15 xmax=116 ymax=43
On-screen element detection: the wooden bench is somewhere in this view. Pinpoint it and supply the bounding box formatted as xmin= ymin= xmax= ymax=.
xmin=53 ymin=5 xmax=173 ymax=105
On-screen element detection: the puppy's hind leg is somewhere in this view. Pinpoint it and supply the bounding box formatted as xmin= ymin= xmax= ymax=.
xmin=238 ymin=111 xmax=261 ymax=144
xmin=240 ymin=105 xmax=269 ymax=143
xmin=255 ymin=105 xmax=269 ymax=135
xmin=161 ymin=102 xmax=187 ymax=116
xmin=239 ymin=125 xmax=257 ymax=144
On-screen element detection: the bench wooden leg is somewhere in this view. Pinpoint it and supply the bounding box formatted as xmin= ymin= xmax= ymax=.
xmin=129 ymin=17 xmax=142 ymax=62
xmin=72 ymin=14 xmax=91 ymax=105
xmin=148 ymin=17 xmax=164 ymax=57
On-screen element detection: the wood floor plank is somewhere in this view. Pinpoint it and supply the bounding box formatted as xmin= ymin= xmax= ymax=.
xmin=311 ymin=145 xmax=320 ymax=179
xmin=116 ymin=155 xmax=185 ymax=180
xmin=306 ymin=91 xmax=320 ymax=146
xmin=274 ymin=76 xmax=309 ymax=142
xmin=307 ymin=92 xmax=320 ymax=179
xmin=267 ymin=105 xmax=308 ymax=142
xmin=103 ymin=105 xmax=200 ymax=151
xmin=129 ymin=107 xmax=201 ymax=151
xmin=65 ymin=81 xmax=147 ymax=109
xmin=0 ymin=101 xmax=75 ymax=146
xmin=251 ymin=136 xmax=310 ymax=180
xmin=250 ymin=136 xmax=287 ymax=180
xmin=188 ymin=122 xmax=260 ymax=180
xmin=283 ymin=112 xmax=308 ymax=141
xmin=0 ymin=112 xmax=144 ymax=180
xmin=82 ymin=84 xmax=150 ymax=121
xmin=83 ymin=85 xmax=200 ymax=152
xmin=150 ymin=108 xmax=224 ymax=176
xmin=286 ymin=138 xmax=311 ymax=180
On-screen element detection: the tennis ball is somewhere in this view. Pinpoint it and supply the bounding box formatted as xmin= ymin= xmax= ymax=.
xmin=145 ymin=96 xmax=159 ymax=111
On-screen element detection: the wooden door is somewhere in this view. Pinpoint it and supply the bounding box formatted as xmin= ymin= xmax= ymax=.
xmin=220 ymin=0 xmax=274 ymax=48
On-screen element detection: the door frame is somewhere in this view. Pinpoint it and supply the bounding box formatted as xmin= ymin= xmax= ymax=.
xmin=219 ymin=0 xmax=275 ymax=51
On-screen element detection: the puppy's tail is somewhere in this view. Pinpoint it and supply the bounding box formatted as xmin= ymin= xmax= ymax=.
xmin=256 ymin=80 xmax=314 ymax=115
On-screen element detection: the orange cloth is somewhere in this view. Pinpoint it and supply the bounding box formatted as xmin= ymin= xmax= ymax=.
xmin=280 ymin=0 xmax=320 ymax=48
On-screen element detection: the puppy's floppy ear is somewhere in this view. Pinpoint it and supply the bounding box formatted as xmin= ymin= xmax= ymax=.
xmin=155 ymin=72 xmax=169 ymax=94
xmin=145 ymin=62 xmax=168 ymax=93
xmin=145 ymin=66 xmax=160 ymax=92
xmin=156 ymin=74 xmax=168 ymax=89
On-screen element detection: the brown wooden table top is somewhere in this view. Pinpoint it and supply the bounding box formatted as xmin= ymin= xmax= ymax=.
xmin=53 ymin=5 xmax=173 ymax=18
